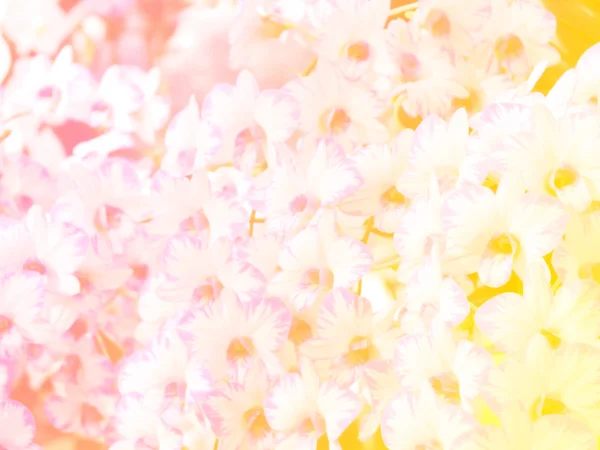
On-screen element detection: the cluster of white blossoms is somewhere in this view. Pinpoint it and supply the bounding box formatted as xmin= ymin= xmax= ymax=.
xmin=0 ymin=0 xmax=600 ymax=449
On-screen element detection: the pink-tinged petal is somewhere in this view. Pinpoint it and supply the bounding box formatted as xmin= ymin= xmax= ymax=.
xmin=327 ymin=237 xmax=373 ymax=287
xmin=202 ymin=83 xmax=236 ymax=125
xmin=165 ymin=96 xmax=201 ymax=153
xmin=380 ymin=392 xmax=420 ymax=449
xmin=99 ymin=157 xmax=141 ymax=193
xmin=291 ymin=284 xmax=323 ymax=311
xmin=575 ymin=43 xmax=600 ymax=101
xmin=264 ymin=373 xmax=308 ymax=431
xmin=318 ymin=288 xmax=372 ymax=341
xmin=255 ymin=90 xmax=300 ymax=142
xmin=279 ymin=226 xmax=325 ymax=272
xmin=318 ymin=381 xmax=362 ymax=441
xmin=510 ymin=193 xmax=569 ymax=258
xmin=117 ymin=351 xmax=156 ymax=395
xmin=309 ymin=139 xmax=363 ymax=205
xmin=475 ymin=292 xmax=540 ymax=355
xmin=393 ymin=334 xmax=434 ymax=387
xmin=47 ymin=223 xmax=89 ymax=275
xmin=219 ymin=261 xmax=266 ymax=302
xmin=477 ymin=251 xmax=514 ymax=288
xmin=410 ymin=114 xmax=448 ymax=162
xmin=0 ymin=400 xmax=36 ymax=448
xmin=439 ymin=277 xmax=470 ymax=326
xmin=441 ymin=185 xmax=495 ymax=232
xmin=452 ymin=340 xmax=494 ymax=406
xmin=186 ymin=357 xmax=214 ymax=405
xmin=246 ymin=297 xmax=292 ymax=353
xmin=162 ymin=234 xmax=206 ymax=276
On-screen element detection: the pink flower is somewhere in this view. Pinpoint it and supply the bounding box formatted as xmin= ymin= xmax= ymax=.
xmin=0 ymin=400 xmax=40 ymax=450
xmin=385 ymin=19 xmax=468 ymax=119
xmin=397 ymin=109 xmax=472 ymax=199
xmin=178 ymin=291 xmax=291 ymax=380
xmin=401 ymin=247 xmax=470 ymax=333
xmin=118 ymin=331 xmax=213 ymax=413
xmin=109 ymin=393 xmax=184 ymax=450
xmin=0 ymin=271 xmax=50 ymax=357
xmin=158 ymin=234 xmax=265 ymax=304
xmin=339 ymin=130 xmax=412 ymax=233
xmin=264 ymin=358 xmax=363 ymax=450
xmin=442 ymin=179 xmax=569 ymax=287
xmin=54 ymin=158 xmax=141 ymax=257
xmin=45 ymin=386 xmax=115 ymax=438
xmin=302 ymin=288 xmax=401 ymax=387
xmin=314 ymin=0 xmax=390 ymax=81
xmin=92 ymin=65 xmax=170 ymax=144
xmin=287 ymin=61 xmax=389 ymax=150
xmin=161 ymin=96 xmax=222 ymax=177
xmin=265 ymin=138 xmax=363 ymax=234
xmin=381 ymin=383 xmax=478 ymax=450
xmin=270 ymin=211 xmax=373 ymax=310
xmin=202 ymin=70 xmax=300 ymax=172
xmin=476 ymin=0 xmax=559 ymax=78
xmin=142 ymin=171 xmax=248 ymax=244
xmin=204 ymin=362 xmax=274 ymax=449
xmin=393 ymin=320 xmax=494 ymax=411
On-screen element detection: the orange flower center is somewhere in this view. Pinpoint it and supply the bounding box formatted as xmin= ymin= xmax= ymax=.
xmin=298 ymin=412 xmax=326 ymax=437
xmin=425 ymin=8 xmax=451 ymax=36
xmin=301 ymin=268 xmax=334 ymax=290
xmin=346 ymin=41 xmax=370 ymax=62
xmin=81 ymin=403 xmax=104 ymax=426
xmin=288 ymin=317 xmax=313 ymax=345
xmin=226 ymin=336 xmax=255 ymax=362
xmin=0 ymin=315 xmax=13 ymax=335
xmin=320 ymin=107 xmax=352 ymax=135
xmin=23 ymin=258 xmax=46 ymax=275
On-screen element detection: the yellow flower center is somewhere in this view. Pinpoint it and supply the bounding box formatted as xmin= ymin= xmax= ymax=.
xmin=429 ymin=372 xmax=461 ymax=402
xmin=381 ymin=186 xmax=406 ymax=206
xmin=531 ymin=395 xmax=568 ymax=421
xmin=487 ymin=232 xmax=518 ymax=256
xmin=553 ymin=166 xmax=579 ymax=190
xmin=243 ymin=406 xmax=271 ymax=439
xmin=495 ymin=33 xmax=525 ymax=60
xmin=540 ymin=329 xmax=562 ymax=349
xmin=345 ymin=336 xmax=378 ymax=366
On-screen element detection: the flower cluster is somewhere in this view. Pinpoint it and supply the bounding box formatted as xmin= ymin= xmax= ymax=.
xmin=0 ymin=0 xmax=600 ymax=449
